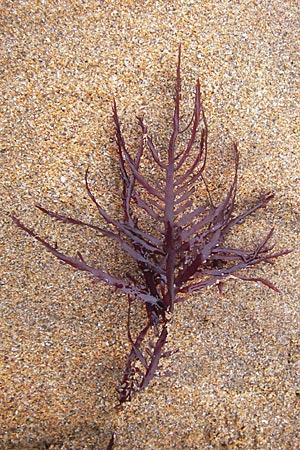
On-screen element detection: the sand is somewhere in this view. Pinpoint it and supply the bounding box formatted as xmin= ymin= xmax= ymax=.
xmin=1 ymin=1 xmax=299 ymax=448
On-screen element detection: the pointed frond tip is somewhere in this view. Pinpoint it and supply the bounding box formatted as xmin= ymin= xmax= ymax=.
xmin=12 ymin=45 xmax=292 ymax=403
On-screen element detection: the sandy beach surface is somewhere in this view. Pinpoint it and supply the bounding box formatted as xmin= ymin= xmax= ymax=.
xmin=1 ymin=1 xmax=299 ymax=448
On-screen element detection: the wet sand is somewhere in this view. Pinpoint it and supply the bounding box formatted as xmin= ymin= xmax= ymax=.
xmin=1 ymin=1 xmax=299 ymax=448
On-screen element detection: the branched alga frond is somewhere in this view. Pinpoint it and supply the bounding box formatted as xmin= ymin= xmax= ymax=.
xmin=12 ymin=46 xmax=292 ymax=403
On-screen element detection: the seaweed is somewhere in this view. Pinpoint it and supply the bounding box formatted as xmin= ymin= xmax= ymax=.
xmin=12 ymin=46 xmax=291 ymax=403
